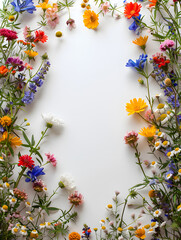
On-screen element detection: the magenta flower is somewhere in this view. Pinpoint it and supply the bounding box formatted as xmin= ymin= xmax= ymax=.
xmin=124 ymin=131 xmax=139 ymax=146
xmin=160 ymin=39 xmax=175 ymax=51
xmin=6 ymin=57 xmax=25 ymax=71
xmin=45 ymin=153 xmax=57 ymax=167
xmin=66 ymin=19 xmax=76 ymax=30
xmin=68 ymin=191 xmax=83 ymax=206
xmin=0 ymin=28 xmax=18 ymax=41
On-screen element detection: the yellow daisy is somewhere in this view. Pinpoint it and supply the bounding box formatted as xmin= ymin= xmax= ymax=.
xmin=126 ymin=98 xmax=148 ymax=115
xmin=24 ymin=50 xmax=38 ymax=59
xmin=139 ymin=126 xmax=156 ymax=138
xmin=83 ymin=10 xmax=99 ymax=29
xmin=132 ymin=35 xmax=148 ymax=48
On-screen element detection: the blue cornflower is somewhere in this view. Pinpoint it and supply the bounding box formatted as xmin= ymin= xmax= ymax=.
xmin=126 ymin=54 xmax=147 ymax=70
xmin=129 ymin=14 xmax=141 ymax=32
xmin=22 ymin=91 xmax=34 ymax=105
xmin=25 ymin=166 xmax=45 ymax=182
xmin=167 ymin=94 xmax=180 ymax=108
xmin=11 ymin=0 xmax=36 ymax=14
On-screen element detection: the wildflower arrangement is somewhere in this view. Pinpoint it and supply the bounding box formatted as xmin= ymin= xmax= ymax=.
xmin=0 ymin=0 xmax=83 ymax=239
xmin=2 ymin=0 xmax=181 ymax=239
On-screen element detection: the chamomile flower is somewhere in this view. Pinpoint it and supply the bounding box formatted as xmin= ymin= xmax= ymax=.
xmin=11 ymin=227 xmax=19 ymax=234
xmin=173 ymin=147 xmax=181 ymax=155
xmin=157 ymin=131 xmax=165 ymax=138
xmin=39 ymin=223 xmax=46 ymax=229
xmin=154 ymin=141 xmax=162 ymax=150
xmin=153 ymin=209 xmax=162 ymax=217
xmin=167 ymin=151 xmax=174 ymax=159
xmin=177 ymin=204 xmax=181 ymax=211
xmin=21 ymin=226 xmax=27 ymax=230
xmin=144 ymin=224 xmax=150 ymax=229
xmin=16 ymin=223 xmax=21 ymax=228
xmin=43 ymin=186 xmax=48 ymax=192
xmin=106 ymin=204 xmax=113 ymax=211
xmin=151 ymin=221 xmax=159 ymax=228
xmin=25 ymin=201 xmax=31 ymax=208
xmin=148 ymin=228 xmax=155 ymax=234
xmin=26 ymin=211 xmax=31 ymax=215
xmin=27 ymin=216 xmax=34 ymax=222
xmin=100 ymin=219 xmax=105 ymax=225
xmin=151 ymin=161 xmax=157 ymax=168
xmin=9 ymin=197 xmax=17 ymax=205
xmin=162 ymin=140 xmax=169 ymax=148
xmin=178 ymin=169 xmax=181 ymax=176
xmin=173 ymin=175 xmax=180 ymax=182
xmin=165 ymin=171 xmax=173 ymax=180
xmin=20 ymin=229 xmax=27 ymax=236
xmin=1 ymin=205 xmax=8 ymax=212
xmin=42 ymin=113 xmax=64 ymax=128
xmin=156 ymin=103 xmax=168 ymax=114
xmin=45 ymin=222 xmax=53 ymax=229
xmin=3 ymin=182 xmax=10 ymax=188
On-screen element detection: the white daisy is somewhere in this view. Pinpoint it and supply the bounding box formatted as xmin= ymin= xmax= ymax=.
xmin=153 ymin=209 xmax=162 ymax=217
xmin=162 ymin=140 xmax=169 ymax=148
xmin=42 ymin=113 xmax=64 ymax=128
xmin=154 ymin=141 xmax=162 ymax=150
xmin=59 ymin=173 xmax=76 ymax=192
xmin=151 ymin=161 xmax=157 ymax=168
xmin=11 ymin=227 xmax=19 ymax=235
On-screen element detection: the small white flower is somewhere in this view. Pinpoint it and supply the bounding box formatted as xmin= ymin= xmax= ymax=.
xmin=9 ymin=197 xmax=17 ymax=206
xmin=151 ymin=221 xmax=159 ymax=228
xmin=165 ymin=172 xmax=173 ymax=180
xmin=153 ymin=209 xmax=162 ymax=217
xmin=177 ymin=204 xmax=181 ymax=211
xmin=59 ymin=173 xmax=76 ymax=191
xmin=43 ymin=186 xmax=48 ymax=192
xmin=162 ymin=140 xmax=169 ymax=148
xmin=27 ymin=216 xmax=34 ymax=222
xmin=106 ymin=204 xmax=113 ymax=211
xmin=178 ymin=169 xmax=181 ymax=176
xmin=11 ymin=227 xmax=19 ymax=235
xmin=157 ymin=131 xmax=165 ymax=138
xmin=42 ymin=113 xmax=64 ymax=128
xmin=156 ymin=103 xmax=168 ymax=114
xmin=148 ymin=228 xmax=155 ymax=234
xmin=25 ymin=201 xmax=31 ymax=208
xmin=39 ymin=223 xmax=46 ymax=229
xmin=151 ymin=161 xmax=157 ymax=168
xmin=20 ymin=229 xmax=27 ymax=236
xmin=45 ymin=222 xmax=53 ymax=229
xmin=3 ymin=182 xmax=10 ymax=188
xmin=26 ymin=211 xmax=31 ymax=215
xmin=1 ymin=205 xmax=8 ymax=212
xmin=154 ymin=141 xmax=162 ymax=150
xmin=21 ymin=226 xmax=27 ymax=230
xmin=173 ymin=147 xmax=181 ymax=155
xmin=155 ymin=93 xmax=162 ymax=99
xmin=166 ymin=151 xmax=174 ymax=159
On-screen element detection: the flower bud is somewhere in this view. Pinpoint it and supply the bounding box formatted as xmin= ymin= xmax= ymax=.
xmin=164 ymin=78 xmax=172 ymax=86
xmin=55 ymin=31 xmax=63 ymax=38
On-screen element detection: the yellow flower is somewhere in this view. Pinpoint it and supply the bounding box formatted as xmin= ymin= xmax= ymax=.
xmin=139 ymin=126 xmax=156 ymax=138
xmin=132 ymin=35 xmax=148 ymax=48
xmin=36 ymin=1 xmax=53 ymax=10
xmin=148 ymin=190 xmax=155 ymax=198
xmin=144 ymin=224 xmax=150 ymax=229
xmin=0 ymin=131 xmax=22 ymax=147
xmin=117 ymin=227 xmax=123 ymax=232
xmin=101 ymin=226 xmax=106 ymax=230
xmin=69 ymin=232 xmax=81 ymax=240
xmin=126 ymin=98 xmax=148 ymax=115
xmin=135 ymin=227 xmax=146 ymax=239
xmin=94 ymin=228 xmax=98 ymax=231
xmin=24 ymin=50 xmax=38 ymax=59
xmin=0 ymin=116 xmax=12 ymax=127
xmin=83 ymin=10 xmax=99 ymax=29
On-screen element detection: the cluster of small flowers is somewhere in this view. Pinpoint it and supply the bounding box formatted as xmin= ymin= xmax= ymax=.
xmin=160 ymin=39 xmax=175 ymax=51
xmin=22 ymin=60 xmax=51 ymax=105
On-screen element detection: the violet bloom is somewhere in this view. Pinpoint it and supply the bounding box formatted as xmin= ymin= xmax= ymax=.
xmin=6 ymin=57 xmax=25 ymax=72
xmin=11 ymin=0 xmax=36 ymax=14
xmin=45 ymin=153 xmax=57 ymax=167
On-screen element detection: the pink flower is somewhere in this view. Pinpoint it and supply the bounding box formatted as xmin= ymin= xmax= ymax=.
xmin=160 ymin=39 xmax=175 ymax=51
xmin=68 ymin=191 xmax=83 ymax=206
xmin=23 ymin=26 xmax=34 ymax=42
xmin=45 ymin=153 xmax=57 ymax=167
xmin=25 ymin=63 xmax=33 ymax=70
xmin=46 ymin=4 xmax=59 ymax=29
xmin=124 ymin=131 xmax=139 ymax=146
xmin=66 ymin=18 xmax=76 ymax=30
xmin=0 ymin=28 xmax=18 ymax=40
xmin=145 ymin=109 xmax=154 ymax=122
xmin=100 ymin=1 xmax=110 ymax=14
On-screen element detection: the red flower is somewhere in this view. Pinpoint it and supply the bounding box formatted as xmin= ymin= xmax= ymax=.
xmin=152 ymin=53 xmax=170 ymax=68
xmin=34 ymin=30 xmax=48 ymax=43
xmin=124 ymin=2 xmax=142 ymax=19
xmin=0 ymin=28 xmax=18 ymax=41
xmin=18 ymin=155 xmax=35 ymax=169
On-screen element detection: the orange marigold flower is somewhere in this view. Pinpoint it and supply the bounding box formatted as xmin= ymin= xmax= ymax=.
xmin=0 ymin=132 xmax=22 ymax=147
xmin=0 ymin=65 xmax=9 ymax=77
xmin=124 ymin=2 xmax=142 ymax=19
xmin=69 ymin=232 xmax=81 ymax=240
xmin=0 ymin=116 xmax=12 ymax=127
xmin=36 ymin=1 xmax=53 ymax=10
xmin=135 ymin=227 xmax=146 ymax=239
xmin=126 ymin=98 xmax=148 ymax=115
xmin=149 ymin=0 xmax=157 ymax=8
xmin=83 ymin=10 xmax=99 ymax=29
xmin=132 ymin=35 xmax=148 ymax=48
xmin=139 ymin=126 xmax=156 ymax=138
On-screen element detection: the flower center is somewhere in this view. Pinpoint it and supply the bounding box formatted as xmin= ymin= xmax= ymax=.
xmin=90 ymin=15 xmax=96 ymax=22
xmin=130 ymin=10 xmax=135 ymax=15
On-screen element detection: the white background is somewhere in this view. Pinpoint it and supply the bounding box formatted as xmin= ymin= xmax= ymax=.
xmin=2 ymin=0 xmax=161 ymax=235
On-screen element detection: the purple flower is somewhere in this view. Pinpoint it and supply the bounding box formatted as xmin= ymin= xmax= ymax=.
xmin=129 ymin=14 xmax=141 ymax=32
xmin=22 ymin=91 xmax=34 ymax=105
xmin=167 ymin=94 xmax=180 ymax=108
xmin=25 ymin=166 xmax=45 ymax=182
xmin=126 ymin=54 xmax=147 ymax=70
xmin=11 ymin=0 xmax=36 ymax=14
xmin=6 ymin=57 xmax=25 ymax=72
xmin=29 ymin=83 xmax=37 ymax=92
